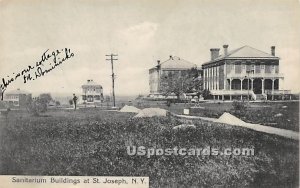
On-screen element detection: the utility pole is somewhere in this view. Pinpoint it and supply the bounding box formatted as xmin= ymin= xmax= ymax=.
xmin=106 ymin=54 xmax=118 ymax=107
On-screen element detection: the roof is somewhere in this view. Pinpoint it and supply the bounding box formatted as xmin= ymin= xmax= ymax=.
xmin=150 ymin=56 xmax=197 ymax=70
xmin=82 ymin=80 xmax=102 ymax=88
xmin=203 ymin=45 xmax=279 ymax=66
xmin=5 ymin=89 xmax=31 ymax=95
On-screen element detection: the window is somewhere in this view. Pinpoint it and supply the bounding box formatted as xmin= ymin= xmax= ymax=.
xmin=261 ymin=65 xmax=264 ymax=69
xmin=95 ymin=95 xmax=101 ymax=100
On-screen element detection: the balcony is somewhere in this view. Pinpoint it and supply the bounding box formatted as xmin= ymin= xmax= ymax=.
xmin=265 ymin=90 xmax=291 ymax=95
xmin=226 ymin=72 xmax=284 ymax=79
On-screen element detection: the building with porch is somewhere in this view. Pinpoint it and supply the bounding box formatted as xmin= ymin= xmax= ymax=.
xmin=202 ymin=45 xmax=290 ymax=100
xmin=81 ymin=79 xmax=104 ymax=105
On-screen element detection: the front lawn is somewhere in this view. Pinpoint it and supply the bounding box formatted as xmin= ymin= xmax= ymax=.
xmin=0 ymin=108 xmax=298 ymax=187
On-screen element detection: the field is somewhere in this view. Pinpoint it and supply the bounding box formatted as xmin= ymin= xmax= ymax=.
xmin=0 ymin=107 xmax=298 ymax=187
xmin=134 ymin=100 xmax=300 ymax=132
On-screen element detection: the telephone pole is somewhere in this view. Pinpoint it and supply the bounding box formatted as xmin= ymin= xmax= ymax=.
xmin=106 ymin=54 xmax=118 ymax=107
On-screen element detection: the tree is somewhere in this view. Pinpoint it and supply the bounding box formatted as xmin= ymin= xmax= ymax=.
xmin=201 ymin=89 xmax=212 ymax=100
xmin=55 ymin=101 xmax=61 ymax=106
xmin=25 ymin=93 xmax=53 ymax=116
xmin=160 ymin=68 xmax=202 ymax=99
xmin=38 ymin=93 xmax=53 ymax=112
xmin=39 ymin=93 xmax=52 ymax=103
xmin=69 ymin=99 xmax=74 ymax=106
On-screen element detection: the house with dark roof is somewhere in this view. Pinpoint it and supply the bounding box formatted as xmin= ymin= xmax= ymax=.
xmin=149 ymin=55 xmax=199 ymax=98
xmin=202 ymin=45 xmax=290 ymax=100
xmin=3 ymin=88 xmax=32 ymax=107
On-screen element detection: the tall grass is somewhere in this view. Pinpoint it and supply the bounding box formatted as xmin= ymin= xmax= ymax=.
xmin=0 ymin=109 xmax=298 ymax=187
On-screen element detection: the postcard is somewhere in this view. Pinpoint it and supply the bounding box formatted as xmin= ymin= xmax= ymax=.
xmin=0 ymin=0 xmax=299 ymax=187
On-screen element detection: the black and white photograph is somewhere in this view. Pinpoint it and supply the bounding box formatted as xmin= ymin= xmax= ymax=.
xmin=0 ymin=0 xmax=299 ymax=187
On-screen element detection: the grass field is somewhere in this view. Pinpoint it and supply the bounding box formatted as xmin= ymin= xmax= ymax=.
xmin=0 ymin=108 xmax=298 ymax=187
xmin=134 ymin=100 xmax=299 ymax=132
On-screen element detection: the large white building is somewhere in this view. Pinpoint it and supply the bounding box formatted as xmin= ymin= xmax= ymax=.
xmin=202 ymin=45 xmax=290 ymax=100
xmin=81 ymin=79 xmax=104 ymax=105
xmin=3 ymin=88 xmax=32 ymax=107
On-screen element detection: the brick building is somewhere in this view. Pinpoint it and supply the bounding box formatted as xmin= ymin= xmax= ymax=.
xmin=202 ymin=45 xmax=290 ymax=100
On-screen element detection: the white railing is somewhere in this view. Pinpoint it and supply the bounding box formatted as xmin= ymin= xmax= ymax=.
xmin=210 ymin=90 xmax=255 ymax=96
xmin=227 ymin=72 xmax=284 ymax=78
xmin=264 ymin=90 xmax=291 ymax=95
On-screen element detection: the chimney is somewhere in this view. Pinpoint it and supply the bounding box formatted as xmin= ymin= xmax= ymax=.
xmin=210 ymin=48 xmax=220 ymax=60
xmin=271 ymin=46 xmax=275 ymax=56
xmin=169 ymin=55 xmax=173 ymax=60
xmin=157 ymin=60 xmax=160 ymax=65
xmin=223 ymin=45 xmax=229 ymax=56
xmin=87 ymin=79 xmax=90 ymax=82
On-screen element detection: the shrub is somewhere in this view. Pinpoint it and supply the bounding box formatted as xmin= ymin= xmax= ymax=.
xmin=202 ymin=89 xmax=212 ymax=100
xmin=25 ymin=95 xmax=51 ymax=116
xmin=69 ymin=99 xmax=74 ymax=106
xmin=232 ymin=100 xmax=247 ymax=115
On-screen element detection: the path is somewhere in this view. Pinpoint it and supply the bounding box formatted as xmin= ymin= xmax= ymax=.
xmin=172 ymin=114 xmax=299 ymax=140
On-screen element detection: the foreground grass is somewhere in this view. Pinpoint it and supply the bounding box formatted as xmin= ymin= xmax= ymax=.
xmin=0 ymin=108 xmax=298 ymax=187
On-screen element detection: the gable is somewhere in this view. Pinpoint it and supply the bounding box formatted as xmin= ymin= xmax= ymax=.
xmin=227 ymin=46 xmax=277 ymax=58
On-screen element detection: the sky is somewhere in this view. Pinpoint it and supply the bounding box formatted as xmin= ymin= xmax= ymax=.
xmin=0 ymin=0 xmax=300 ymax=97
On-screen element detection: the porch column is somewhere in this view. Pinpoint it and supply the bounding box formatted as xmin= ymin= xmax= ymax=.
xmin=207 ymin=69 xmax=209 ymax=90
xmin=212 ymin=67 xmax=215 ymax=90
xmin=206 ymin=69 xmax=209 ymax=90
xmin=203 ymin=69 xmax=206 ymax=90
xmin=272 ymin=79 xmax=275 ymax=100
xmin=211 ymin=67 xmax=213 ymax=90
xmin=281 ymin=78 xmax=284 ymax=100
xmin=240 ymin=78 xmax=243 ymax=91
xmin=206 ymin=69 xmax=208 ymax=90
xmin=213 ymin=67 xmax=216 ymax=90
xmin=216 ymin=67 xmax=219 ymax=90
xmin=213 ymin=67 xmax=215 ymax=90
xmin=261 ymin=78 xmax=265 ymax=94
xmin=209 ymin=68 xmax=211 ymax=90
xmin=230 ymin=78 xmax=232 ymax=90
xmin=251 ymin=79 xmax=254 ymax=90
xmin=223 ymin=63 xmax=227 ymax=90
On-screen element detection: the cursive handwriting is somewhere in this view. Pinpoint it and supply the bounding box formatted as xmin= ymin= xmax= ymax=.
xmin=0 ymin=48 xmax=75 ymax=100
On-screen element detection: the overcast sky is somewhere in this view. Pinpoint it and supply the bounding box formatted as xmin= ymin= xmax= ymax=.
xmin=0 ymin=0 xmax=299 ymax=97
